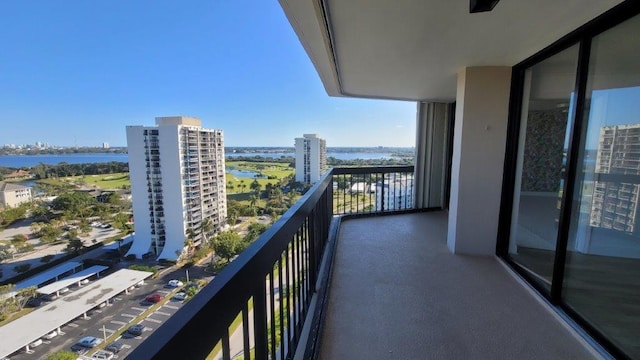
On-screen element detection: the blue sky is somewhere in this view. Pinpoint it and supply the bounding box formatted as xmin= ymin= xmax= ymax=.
xmin=0 ymin=1 xmax=416 ymax=148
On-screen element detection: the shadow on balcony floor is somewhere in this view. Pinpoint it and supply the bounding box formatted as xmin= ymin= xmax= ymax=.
xmin=318 ymin=211 xmax=599 ymax=360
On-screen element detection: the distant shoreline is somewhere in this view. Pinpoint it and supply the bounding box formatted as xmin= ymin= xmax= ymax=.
xmin=0 ymin=150 xmax=414 ymax=169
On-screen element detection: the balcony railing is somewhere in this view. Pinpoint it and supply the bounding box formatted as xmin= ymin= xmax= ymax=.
xmin=128 ymin=166 xmax=414 ymax=359
xmin=332 ymin=166 xmax=414 ymax=215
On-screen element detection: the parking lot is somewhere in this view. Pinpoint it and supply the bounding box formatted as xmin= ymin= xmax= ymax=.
xmin=6 ymin=266 xmax=203 ymax=359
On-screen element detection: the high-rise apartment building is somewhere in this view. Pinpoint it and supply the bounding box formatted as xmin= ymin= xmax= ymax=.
xmin=126 ymin=116 xmax=227 ymax=261
xmin=295 ymin=134 xmax=327 ymax=184
xmin=590 ymin=124 xmax=640 ymax=235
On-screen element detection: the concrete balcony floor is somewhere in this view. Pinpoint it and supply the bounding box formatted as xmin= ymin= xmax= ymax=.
xmin=318 ymin=211 xmax=600 ymax=360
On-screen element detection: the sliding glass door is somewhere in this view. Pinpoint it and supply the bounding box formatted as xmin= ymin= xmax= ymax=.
xmin=503 ymin=9 xmax=640 ymax=359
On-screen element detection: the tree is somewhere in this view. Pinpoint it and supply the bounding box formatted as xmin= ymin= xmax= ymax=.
xmin=200 ymin=217 xmax=214 ymax=264
xmin=113 ymin=212 xmax=132 ymax=232
xmin=15 ymin=286 xmax=37 ymax=310
xmin=250 ymin=179 xmax=261 ymax=195
xmin=249 ymin=194 xmax=258 ymax=209
xmin=65 ymin=239 xmax=84 ymax=254
xmin=227 ymin=209 xmax=238 ymax=226
xmin=66 ymin=228 xmax=79 ymax=240
xmin=212 ymin=230 xmax=242 ymax=263
xmin=0 ymin=245 xmax=12 ymax=263
xmin=36 ymin=223 xmax=63 ymax=243
xmin=11 ymin=234 xmax=28 ymax=246
xmin=51 ymin=192 xmax=97 ymax=220
xmin=241 ymin=222 xmax=268 ymax=252
xmin=184 ymin=227 xmax=197 ymax=261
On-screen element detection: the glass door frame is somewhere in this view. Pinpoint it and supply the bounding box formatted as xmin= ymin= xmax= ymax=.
xmin=497 ymin=2 xmax=640 ymax=359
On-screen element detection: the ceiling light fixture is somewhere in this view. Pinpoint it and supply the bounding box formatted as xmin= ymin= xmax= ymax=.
xmin=470 ymin=0 xmax=500 ymax=13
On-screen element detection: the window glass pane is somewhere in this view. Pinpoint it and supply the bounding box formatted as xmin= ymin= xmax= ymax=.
xmin=564 ymin=14 xmax=640 ymax=359
xmin=509 ymin=45 xmax=579 ymax=291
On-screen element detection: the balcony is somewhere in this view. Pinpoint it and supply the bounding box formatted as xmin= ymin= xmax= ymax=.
xmin=128 ymin=166 xmax=598 ymax=360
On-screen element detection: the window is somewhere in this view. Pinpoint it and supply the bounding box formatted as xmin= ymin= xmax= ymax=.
xmin=563 ymin=14 xmax=640 ymax=358
xmin=508 ymin=44 xmax=579 ymax=292
xmin=502 ymin=9 xmax=640 ymax=359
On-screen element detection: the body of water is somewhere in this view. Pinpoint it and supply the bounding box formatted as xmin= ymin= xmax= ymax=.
xmin=227 ymin=169 xmax=266 ymax=179
xmin=228 ymin=152 xmax=399 ymax=160
xmin=0 ymin=153 xmax=128 ymax=168
xmin=0 ymin=151 xmax=407 ymax=168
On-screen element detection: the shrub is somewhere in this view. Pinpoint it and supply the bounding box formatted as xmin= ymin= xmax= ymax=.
xmin=128 ymin=264 xmax=157 ymax=274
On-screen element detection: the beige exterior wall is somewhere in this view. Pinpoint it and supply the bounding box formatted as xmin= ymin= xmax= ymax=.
xmin=1 ymin=187 xmax=32 ymax=208
xmin=447 ymin=66 xmax=512 ymax=255
xmin=155 ymin=116 xmax=202 ymax=127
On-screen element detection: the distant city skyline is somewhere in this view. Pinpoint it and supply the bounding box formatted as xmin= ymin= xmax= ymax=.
xmin=0 ymin=1 xmax=416 ymax=148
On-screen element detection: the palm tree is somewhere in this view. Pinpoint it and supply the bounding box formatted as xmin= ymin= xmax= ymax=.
xmin=184 ymin=227 xmax=198 ymax=260
xmin=200 ymin=217 xmax=215 ymax=265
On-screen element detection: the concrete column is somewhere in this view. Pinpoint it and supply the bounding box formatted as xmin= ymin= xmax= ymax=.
xmin=447 ymin=66 xmax=511 ymax=255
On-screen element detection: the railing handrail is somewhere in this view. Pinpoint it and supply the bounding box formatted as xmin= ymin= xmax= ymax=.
xmin=332 ymin=165 xmax=414 ymax=175
xmin=128 ymin=171 xmax=334 ymax=359
xmin=128 ymin=165 xmax=415 ymax=359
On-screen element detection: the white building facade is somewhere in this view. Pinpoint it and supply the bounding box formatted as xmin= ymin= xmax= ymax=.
xmin=295 ymin=134 xmax=327 ymax=184
xmin=0 ymin=182 xmax=32 ymax=208
xmin=126 ymin=116 xmax=227 ymax=261
xmin=375 ymin=173 xmax=414 ymax=211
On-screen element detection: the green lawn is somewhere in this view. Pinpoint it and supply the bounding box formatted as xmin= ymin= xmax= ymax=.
xmin=226 ymin=161 xmax=294 ymax=193
xmin=82 ymin=173 xmax=130 ymax=189
xmin=38 ymin=173 xmax=130 ymax=190
xmin=37 ymin=161 xmax=294 ymax=193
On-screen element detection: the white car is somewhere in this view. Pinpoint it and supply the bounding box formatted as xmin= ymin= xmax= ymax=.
xmin=167 ymin=279 xmax=183 ymax=288
xmin=29 ymin=339 xmax=43 ymax=348
xmin=92 ymin=350 xmax=114 ymax=360
xmin=43 ymin=330 xmax=58 ymax=340
xmin=173 ymin=292 xmax=187 ymax=301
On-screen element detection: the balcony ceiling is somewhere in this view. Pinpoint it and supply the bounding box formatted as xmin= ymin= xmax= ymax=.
xmin=279 ymin=0 xmax=624 ymax=102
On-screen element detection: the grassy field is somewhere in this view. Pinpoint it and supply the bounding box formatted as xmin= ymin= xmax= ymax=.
xmin=38 ymin=173 xmax=130 ymax=189
xmin=226 ymin=161 xmax=294 ymax=193
xmin=38 ymin=162 xmax=294 ymax=194
xmin=82 ymin=173 xmax=130 ymax=189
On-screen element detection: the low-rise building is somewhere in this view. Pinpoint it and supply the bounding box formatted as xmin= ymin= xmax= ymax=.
xmin=0 ymin=182 xmax=32 ymax=208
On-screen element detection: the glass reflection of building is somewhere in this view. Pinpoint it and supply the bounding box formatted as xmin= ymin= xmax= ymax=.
xmin=591 ymin=124 xmax=640 ymax=235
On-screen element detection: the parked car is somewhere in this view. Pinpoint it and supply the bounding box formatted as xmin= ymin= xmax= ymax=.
xmin=91 ymin=350 xmax=114 ymax=360
xmin=70 ymin=344 xmax=87 ymax=353
xmin=76 ymin=336 xmax=102 ymax=348
xmin=145 ymin=293 xmax=163 ymax=303
xmin=127 ymin=324 xmax=145 ymax=336
xmin=173 ymin=292 xmax=187 ymax=301
xmin=166 ymin=279 xmax=183 ymax=288
xmin=43 ymin=330 xmax=58 ymax=340
xmin=105 ymin=341 xmax=124 ymax=354
xmin=43 ymin=293 xmax=58 ymax=301
xmin=26 ymin=297 xmax=42 ymax=307
xmin=28 ymin=339 xmax=43 ymax=348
